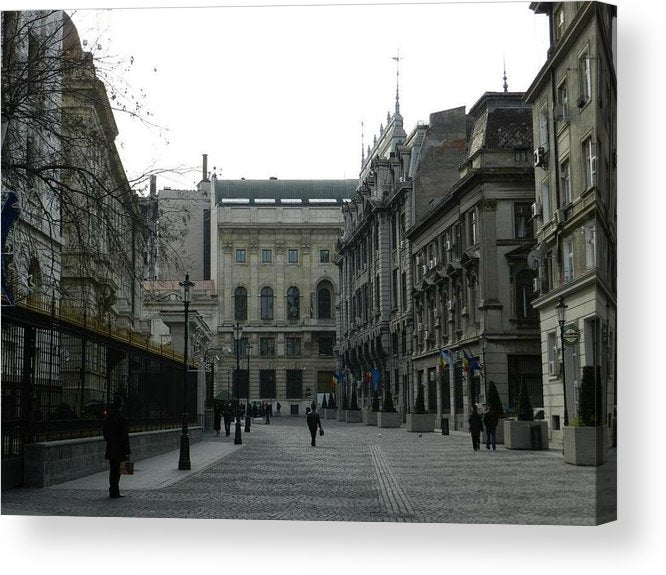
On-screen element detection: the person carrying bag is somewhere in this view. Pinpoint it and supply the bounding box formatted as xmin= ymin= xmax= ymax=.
xmin=306 ymin=403 xmax=324 ymax=447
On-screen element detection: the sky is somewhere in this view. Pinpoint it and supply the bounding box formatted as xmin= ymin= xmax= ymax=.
xmin=62 ymin=1 xmax=551 ymax=191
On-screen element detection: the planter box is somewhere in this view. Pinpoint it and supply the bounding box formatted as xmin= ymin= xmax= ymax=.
xmin=345 ymin=409 xmax=363 ymax=423
xmin=504 ymin=420 xmax=548 ymax=450
xmin=377 ymin=411 xmax=401 ymax=428
xmin=324 ymin=408 xmax=337 ymax=420
xmin=563 ymin=425 xmax=608 ymax=466
xmin=363 ymin=409 xmax=378 ymax=426
xmin=337 ymin=409 xmax=346 ymax=422
xmin=406 ymin=413 xmax=436 ymax=433
xmin=482 ymin=418 xmax=506 ymax=445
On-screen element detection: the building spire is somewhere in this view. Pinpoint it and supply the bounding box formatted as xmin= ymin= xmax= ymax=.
xmin=361 ymin=121 xmax=365 ymax=166
xmin=503 ymin=57 xmax=508 ymax=93
xmin=392 ymin=49 xmax=401 ymax=115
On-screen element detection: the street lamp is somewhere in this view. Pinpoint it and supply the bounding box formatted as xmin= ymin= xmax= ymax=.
xmin=178 ymin=273 xmax=195 ymax=470
xmin=555 ymin=296 xmax=569 ymax=427
xmin=479 ymin=331 xmax=487 ymax=406
xmin=233 ymin=322 xmax=243 ymax=445
xmin=245 ymin=342 xmax=253 ymax=432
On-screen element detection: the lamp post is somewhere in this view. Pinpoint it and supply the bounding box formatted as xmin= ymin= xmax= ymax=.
xmin=245 ymin=342 xmax=253 ymax=432
xmin=233 ymin=322 xmax=243 ymax=445
xmin=479 ymin=331 xmax=487 ymax=406
xmin=178 ymin=273 xmax=195 ymax=470
xmin=555 ymin=297 xmax=569 ymax=427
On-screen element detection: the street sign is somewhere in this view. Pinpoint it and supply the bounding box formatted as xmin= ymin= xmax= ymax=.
xmin=562 ymin=324 xmax=580 ymax=347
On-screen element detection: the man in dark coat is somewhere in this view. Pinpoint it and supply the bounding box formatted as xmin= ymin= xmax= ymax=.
xmin=306 ymin=403 xmax=323 ymax=447
xmin=483 ymin=406 xmax=499 ymax=451
xmin=222 ymin=401 xmax=233 ymax=436
xmin=213 ymin=405 xmax=222 ymax=436
xmin=468 ymin=404 xmax=483 ymax=451
xmin=103 ymin=399 xmax=131 ymax=498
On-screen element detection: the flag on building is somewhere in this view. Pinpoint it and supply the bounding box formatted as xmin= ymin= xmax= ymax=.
xmin=371 ymin=367 xmax=380 ymax=390
xmin=463 ymin=349 xmax=482 ymax=372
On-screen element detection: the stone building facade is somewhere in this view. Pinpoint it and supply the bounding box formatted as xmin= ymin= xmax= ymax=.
xmin=208 ymin=177 xmax=357 ymax=414
xmin=407 ymin=92 xmax=540 ymax=431
xmin=525 ymin=2 xmax=617 ymax=446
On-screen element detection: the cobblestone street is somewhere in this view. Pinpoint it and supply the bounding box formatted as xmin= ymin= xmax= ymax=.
xmin=1 ymin=418 xmax=616 ymax=525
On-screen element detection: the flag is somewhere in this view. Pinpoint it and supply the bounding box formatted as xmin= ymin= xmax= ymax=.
xmin=371 ymin=368 xmax=380 ymax=390
xmin=331 ymin=375 xmax=337 ymax=391
xmin=463 ymin=349 xmax=482 ymax=372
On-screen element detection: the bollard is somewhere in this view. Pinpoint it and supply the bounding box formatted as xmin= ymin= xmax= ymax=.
xmin=441 ymin=417 xmax=449 ymax=435
xmin=530 ymin=424 xmax=542 ymax=450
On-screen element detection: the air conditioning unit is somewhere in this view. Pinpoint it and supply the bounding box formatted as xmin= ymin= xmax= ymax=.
xmin=422 ymin=264 xmax=427 ymax=274
xmin=531 ymin=202 xmax=542 ymax=218
xmin=533 ymin=277 xmax=540 ymax=293
xmin=415 ymin=255 xmax=420 ymax=265
xmin=399 ymin=240 xmax=405 ymax=249
xmin=423 ymin=330 xmax=429 ymax=341
xmin=432 ymin=256 xmax=437 ymax=267
xmin=548 ymin=361 xmax=556 ymax=376
xmin=533 ymin=146 xmax=547 ymax=168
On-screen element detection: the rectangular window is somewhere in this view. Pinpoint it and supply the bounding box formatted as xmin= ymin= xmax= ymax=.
xmin=259 ymin=370 xmax=276 ymax=398
xmin=554 ymin=5 xmax=565 ymax=42
xmin=469 ymin=209 xmax=477 ymax=245
xmin=236 ymin=249 xmax=246 ymax=263
xmin=562 ymin=236 xmax=574 ymax=282
xmin=318 ymin=334 xmax=335 ymax=356
xmin=286 ymin=369 xmax=303 ymax=398
xmin=560 ymin=159 xmax=572 ymax=205
xmin=401 ymin=271 xmax=407 ymax=310
xmin=259 ymin=337 xmax=275 ymax=357
xmin=514 ymin=203 xmax=533 ymax=239
xmin=541 ymin=179 xmax=551 ymax=223
xmin=583 ymin=138 xmax=597 ymax=189
xmin=579 ymin=52 xmax=591 ymax=104
xmin=320 ymin=249 xmax=330 ymax=264
xmin=584 ymin=222 xmax=597 ymax=269
xmin=286 ymin=337 xmax=301 ymax=357
xmin=547 ymin=332 xmax=557 ymax=376
xmin=539 ymin=104 xmax=549 ymax=149
xmin=288 ymin=249 xmax=298 ymax=264
xmin=392 ymin=269 xmax=398 ymax=308
xmin=557 ymin=81 xmax=569 ymax=123
xmin=261 ymin=249 xmax=272 ymax=263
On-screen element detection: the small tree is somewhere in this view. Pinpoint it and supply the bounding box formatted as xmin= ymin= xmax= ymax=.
xmin=321 ymin=395 xmax=328 ymax=409
xmin=371 ymin=389 xmax=380 ymax=411
xmin=342 ymin=389 xmax=349 ymax=410
xmin=382 ymin=391 xmax=396 ymax=412
xmin=414 ymin=384 xmax=426 ymax=414
xmin=328 ymin=393 xmax=336 ymax=409
xmin=350 ymin=386 xmax=359 ymax=410
xmin=517 ymin=379 xmax=534 ymax=421
xmin=487 ymin=381 xmax=504 ymax=418
xmin=578 ymin=365 xmax=601 ymax=427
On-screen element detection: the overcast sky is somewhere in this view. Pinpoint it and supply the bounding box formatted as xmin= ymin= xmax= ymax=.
xmin=55 ymin=2 xmax=552 ymax=190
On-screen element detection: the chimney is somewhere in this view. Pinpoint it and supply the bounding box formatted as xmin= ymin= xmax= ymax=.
xmin=149 ymin=175 xmax=157 ymax=196
xmin=202 ymin=154 xmax=208 ymax=182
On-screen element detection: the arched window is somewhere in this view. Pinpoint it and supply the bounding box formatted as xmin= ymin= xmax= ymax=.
xmin=515 ymin=270 xmax=538 ymax=321
xmin=318 ymin=286 xmax=331 ymax=319
xmin=260 ymin=287 xmax=274 ymax=320
xmin=287 ymin=286 xmax=300 ymax=320
xmin=234 ymin=286 xmax=247 ymax=321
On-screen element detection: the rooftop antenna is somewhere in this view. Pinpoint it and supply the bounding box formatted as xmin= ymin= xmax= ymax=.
xmin=392 ymin=49 xmax=401 ymax=115
xmin=503 ymin=57 xmax=508 ymax=93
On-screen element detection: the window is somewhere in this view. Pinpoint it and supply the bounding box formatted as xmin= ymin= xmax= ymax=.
xmin=286 ymin=337 xmax=301 ymax=357
xmin=539 ymin=104 xmax=549 ymax=149
xmin=554 ymin=5 xmax=565 ymax=42
xmin=286 ymin=370 xmax=303 ymax=398
xmin=579 ymin=52 xmax=591 ymax=105
xmin=318 ymin=334 xmax=335 ymax=356
xmin=468 ymin=209 xmax=477 ymax=245
xmin=391 ymin=213 xmax=398 ymax=248
xmin=236 ymin=249 xmax=246 ymax=263
xmin=318 ymin=286 xmax=332 ymax=319
xmin=401 ymin=271 xmax=407 ymax=310
xmin=259 ymin=370 xmax=276 ymax=398
xmin=287 ymin=286 xmax=300 ymax=320
xmin=514 ymin=203 xmax=533 ymax=239
xmin=260 ymin=287 xmax=274 ymax=320
xmin=515 ymin=270 xmax=537 ymax=321
xmin=260 ymin=337 xmax=275 ymax=357
xmin=584 ymin=222 xmax=597 ymax=269
xmin=583 ymin=138 xmax=597 ymax=189
xmin=547 ymin=332 xmax=558 ymax=376
xmin=392 ymin=269 xmax=398 ymax=308
xmin=319 ymin=249 xmax=330 ymax=263
xmin=541 ymin=179 xmax=551 ymax=223
xmin=560 ymin=159 xmax=572 ymax=205
xmin=545 ymin=251 xmax=554 ymax=292
xmin=261 ymin=249 xmax=272 ymax=263
xmin=234 ymin=287 xmax=248 ymax=321
xmin=288 ymin=249 xmax=298 ymax=264
xmin=562 ymin=236 xmax=574 ymax=282
xmin=557 ymin=81 xmax=569 ymax=123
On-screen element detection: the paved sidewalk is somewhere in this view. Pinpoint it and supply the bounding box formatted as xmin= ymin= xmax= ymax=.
xmin=50 ymin=437 xmax=242 ymax=492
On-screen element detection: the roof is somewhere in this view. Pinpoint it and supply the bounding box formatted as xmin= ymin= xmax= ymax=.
xmin=214 ymin=179 xmax=358 ymax=206
xmin=467 ymin=104 xmax=533 ymax=159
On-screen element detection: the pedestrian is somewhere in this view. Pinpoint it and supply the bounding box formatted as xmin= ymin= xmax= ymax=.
xmin=483 ymin=405 xmax=499 ymax=451
xmin=306 ymin=403 xmax=323 ymax=447
xmin=276 ymin=401 xmax=281 ymax=417
xmin=468 ymin=404 xmax=483 ymax=451
xmin=223 ymin=401 xmax=233 ymax=436
xmin=103 ymin=398 xmax=131 ymax=499
xmin=252 ymin=402 xmax=258 ymax=418
xmin=265 ymin=402 xmax=270 ymax=425
xmin=213 ymin=404 xmax=222 ymax=437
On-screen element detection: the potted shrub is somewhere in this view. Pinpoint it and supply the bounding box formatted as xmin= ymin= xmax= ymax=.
xmin=406 ymin=384 xmax=435 ymax=432
xmin=504 ymin=380 xmax=548 ymax=450
xmin=377 ymin=390 xmax=401 ymax=428
xmin=337 ymin=389 xmax=348 ymax=421
xmin=321 ymin=394 xmax=329 ymax=419
xmin=563 ymin=366 xmax=607 ymax=466
xmin=364 ymin=390 xmax=379 ymax=425
xmin=482 ymin=381 xmax=506 ymax=445
xmin=326 ymin=392 xmax=337 ymax=419
xmin=346 ymin=386 xmax=362 ymax=423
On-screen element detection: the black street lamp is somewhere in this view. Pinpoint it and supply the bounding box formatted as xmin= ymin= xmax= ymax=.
xmin=233 ymin=322 xmax=243 ymax=445
xmin=555 ymin=296 xmax=569 ymax=427
xmin=245 ymin=342 xmax=252 ymax=432
xmin=178 ymin=273 xmax=195 ymax=470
